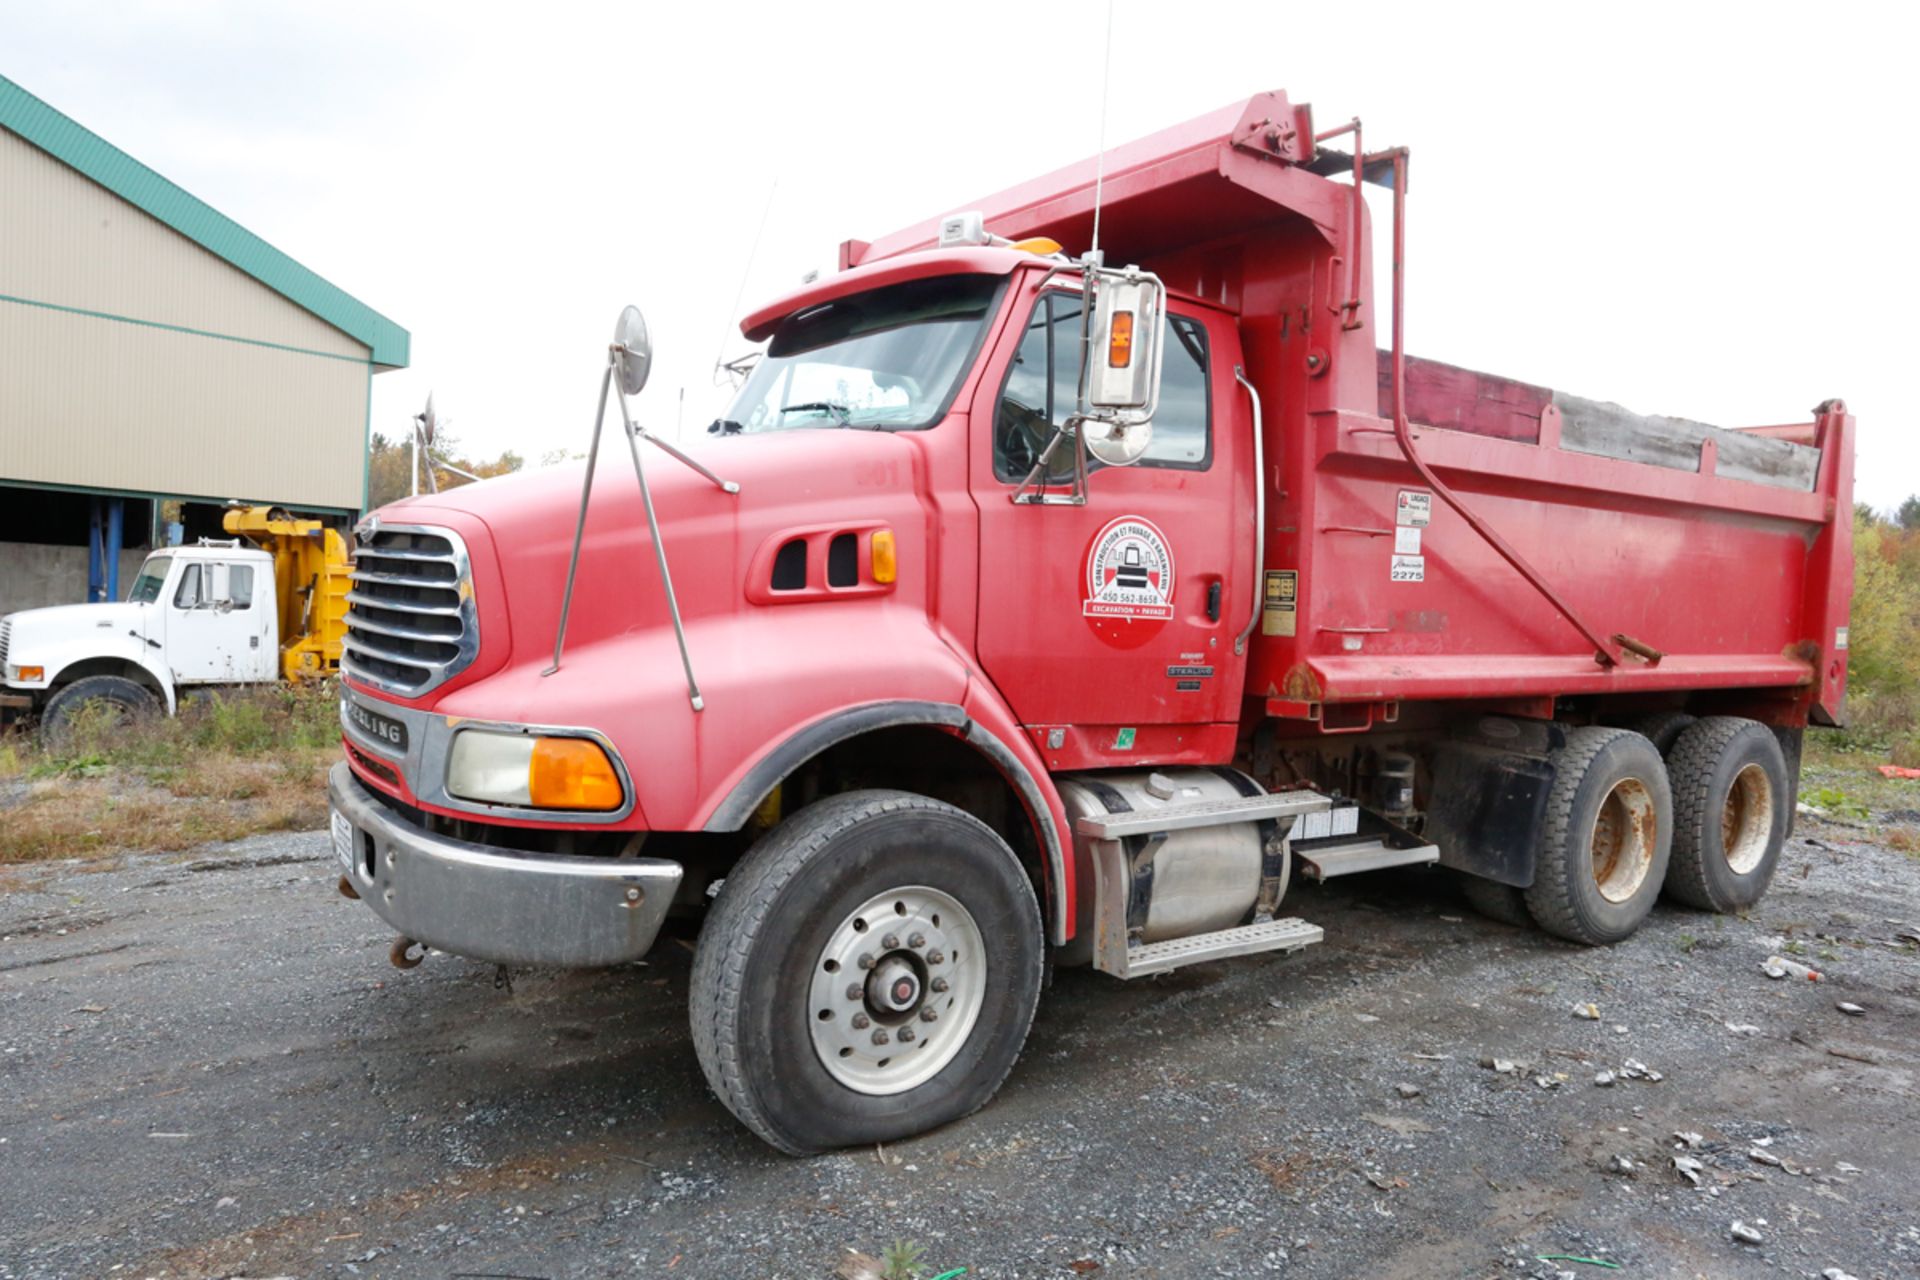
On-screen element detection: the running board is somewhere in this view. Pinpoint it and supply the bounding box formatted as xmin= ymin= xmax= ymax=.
xmin=1295 ymin=837 xmax=1439 ymax=881
xmin=1107 ymin=917 xmax=1324 ymax=979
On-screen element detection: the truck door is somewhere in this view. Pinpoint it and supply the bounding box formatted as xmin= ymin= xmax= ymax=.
xmin=967 ymin=280 xmax=1253 ymax=766
xmin=165 ymin=559 xmax=274 ymax=683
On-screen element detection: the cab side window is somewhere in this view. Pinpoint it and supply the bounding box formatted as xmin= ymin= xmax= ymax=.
xmin=172 ymin=562 xmax=253 ymax=611
xmin=993 ymin=292 xmax=1211 ymax=482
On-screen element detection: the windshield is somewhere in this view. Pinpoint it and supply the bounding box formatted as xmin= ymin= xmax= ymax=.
xmin=720 ymin=274 xmax=1003 ymax=434
xmin=127 ymin=556 xmax=172 ymax=604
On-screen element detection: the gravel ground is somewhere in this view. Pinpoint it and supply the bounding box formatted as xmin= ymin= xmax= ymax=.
xmin=1 ymin=817 xmax=1916 ymax=1280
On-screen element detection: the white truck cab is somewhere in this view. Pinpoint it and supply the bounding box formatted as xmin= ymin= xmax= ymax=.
xmin=0 ymin=541 xmax=279 ymax=733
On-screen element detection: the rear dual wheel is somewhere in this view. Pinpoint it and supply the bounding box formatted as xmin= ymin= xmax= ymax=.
xmin=1525 ymin=727 xmax=1673 ymax=946
xmin=690 ymin=790 xmax=1044 ymax=1154
xmin=1664 ymin=718 xmax=1789 ymax=913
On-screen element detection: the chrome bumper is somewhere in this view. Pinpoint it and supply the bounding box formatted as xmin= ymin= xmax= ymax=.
xmin=327 ymin=762 xmax=682 ymax=968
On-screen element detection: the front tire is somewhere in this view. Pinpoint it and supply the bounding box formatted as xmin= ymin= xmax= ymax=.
xmin=42 ymin=675 xmax=159 ymax=747
xmin=1524 ymin=727 xmax=1673 ymax=946
xmin=690 ymin=790 xmax=1044 ymax=1154
xmin=1663 ymin=717 xmax=1789 ymax=912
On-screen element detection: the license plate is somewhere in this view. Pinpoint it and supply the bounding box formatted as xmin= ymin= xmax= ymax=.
xmin=331 ymin=808 xmax=355 ymax=874
xmin=345 ymin=698 xmax=408 ymax=752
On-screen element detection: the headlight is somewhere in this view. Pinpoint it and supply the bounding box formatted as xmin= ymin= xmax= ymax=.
xmin=446 ymin=731 xmax=624 ymax=812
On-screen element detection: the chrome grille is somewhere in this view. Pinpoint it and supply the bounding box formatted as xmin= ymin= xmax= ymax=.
xmin=343 ymin=525 xmax=478 ymax=697
xmin=0 ymin=618 xmax=10 ymax=669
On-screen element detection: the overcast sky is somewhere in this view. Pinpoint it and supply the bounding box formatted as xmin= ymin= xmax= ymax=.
xmin=5 ymin=1 xmax=1914 ymax=509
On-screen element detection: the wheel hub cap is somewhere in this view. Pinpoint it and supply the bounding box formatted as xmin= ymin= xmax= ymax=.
xmin=808 ymin=885 xmax=986 ymax=1096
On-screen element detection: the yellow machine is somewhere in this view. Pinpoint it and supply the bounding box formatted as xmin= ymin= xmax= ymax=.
xmin=221 ymin=506 xmax=351 ymax=681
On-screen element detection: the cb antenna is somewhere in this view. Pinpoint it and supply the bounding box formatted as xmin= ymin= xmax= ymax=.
xmin=713 ymin=179 xmax=778 ymax=387
xmin=1088 ymin=0 xmax=1116 ymax=263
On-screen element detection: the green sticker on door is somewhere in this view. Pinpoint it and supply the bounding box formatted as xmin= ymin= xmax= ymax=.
xmin=1113 ymin=727 xmax=1137 ymax=750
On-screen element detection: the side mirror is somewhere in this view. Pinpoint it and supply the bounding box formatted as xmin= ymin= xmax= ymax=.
xmin=1081 ymin=268 xmax=1165 ymax=467
xmin=1086 ymin=271 xmax=1164 ymax=414
xmin=613 ymin=305 xmax=652 ymax=396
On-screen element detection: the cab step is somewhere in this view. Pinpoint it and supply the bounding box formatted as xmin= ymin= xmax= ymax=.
xmin=1072 ymin=790 xmax=1330 ymax=838
xmin=1110 ymin=917 xmax=1324 ymax=979
xmin=1295 ymin=837 xmax=1439 ymax=881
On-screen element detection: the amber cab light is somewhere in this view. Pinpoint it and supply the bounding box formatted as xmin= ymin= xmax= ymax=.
xmin=870 ymin=529 xmax=897 ymax=584
xmin=528 ymin=737 xmax=624 ymax=811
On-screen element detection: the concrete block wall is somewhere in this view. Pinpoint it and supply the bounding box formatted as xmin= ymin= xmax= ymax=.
xmin=0 ymin=541 xmax=149 ymax=615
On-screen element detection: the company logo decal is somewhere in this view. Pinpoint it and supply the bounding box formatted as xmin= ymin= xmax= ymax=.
xmin=1083 ymin=516 xmax=1175 ymax=622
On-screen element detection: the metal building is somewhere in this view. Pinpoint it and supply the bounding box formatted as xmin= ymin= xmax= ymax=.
xmin=0 ymin=73 xmax=407 ymax=612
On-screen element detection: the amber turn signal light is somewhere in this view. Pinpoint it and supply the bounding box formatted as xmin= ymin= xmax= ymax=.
xmin=870 ymin=529 xmax=897 ymax=584
xmin=528 ymin=737 xmax=623 ymax=811
xmin=1107 ymin=310 xmax=1134 ymax=368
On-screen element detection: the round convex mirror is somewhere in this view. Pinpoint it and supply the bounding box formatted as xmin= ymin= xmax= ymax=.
xmin=613 ymin=305 xmax=652 ymax=396
xmin=1082 ymin=416 xmax=1154 ymax=467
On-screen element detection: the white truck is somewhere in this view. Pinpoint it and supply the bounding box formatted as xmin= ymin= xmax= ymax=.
xmin=0 ymin=508 xmax=350 ymax=738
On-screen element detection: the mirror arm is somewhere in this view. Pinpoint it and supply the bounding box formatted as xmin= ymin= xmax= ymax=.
xmin=1233 ymin=365 xmax=1264 ymax=657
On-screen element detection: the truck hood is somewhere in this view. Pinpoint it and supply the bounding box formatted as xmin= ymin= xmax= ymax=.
xmin=3 ymin=601 xmax=150 ymax=655
xmin=370 ymin=425 xmax=948 ymax=717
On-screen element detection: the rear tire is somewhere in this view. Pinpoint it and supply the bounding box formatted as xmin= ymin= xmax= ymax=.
xmin=42 ymin=675 xmax=159 ymax=748
xmin=1524 ymin=727 xmax=1673 ymax=946
xmin=690 ymin=790 xmax=1044 ymax=1154
xmin=1626 ymin=710 xmax=1697 ymax=757
xmin=1663 ymin=717 xmax=1789 ymax=912
xmin=1459 ymin=873 xmax=1534 ymax=928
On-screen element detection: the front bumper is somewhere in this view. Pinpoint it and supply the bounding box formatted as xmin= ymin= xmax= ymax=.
xmin=328 ymin=762 xmax=682 ymax=967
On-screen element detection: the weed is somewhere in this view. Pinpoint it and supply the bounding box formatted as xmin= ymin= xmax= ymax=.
xmin=1678 ymin=934 xmax=1698 ymax=954
xmin=882 ymin=1240 xmax=927 ymax=1280
xmin=0 ymin=681 xmax=338 ymax=865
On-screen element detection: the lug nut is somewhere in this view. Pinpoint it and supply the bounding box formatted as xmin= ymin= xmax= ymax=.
xmin=851 ymin=1013 xmax=870 ymax=1030
xmin=857 ymin=953 xmax=875 ymax=970
xmin=871 ymin=1029 xmax=890 ymax=1046
xmin=908 ymin=933 xmax=926 ymax=948
xmin=926 ymin=950 xmax=945 ymax=965
xmin=930 ymin=977 xmax=949 ymax=993
xmin=846 ymin=983 xmax=863 ymax=1001
xmin=897 ymin=1026 xmax=916 ymax=1043
xmin=881 ymin=934 xmax=900 ymax=950
xmin=920 ymin=1007 xmax=938 ymax=1023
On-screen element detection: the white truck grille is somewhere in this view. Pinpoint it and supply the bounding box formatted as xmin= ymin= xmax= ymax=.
xmin=0 ymin=618 xmax=10 ymax=670
xmin=343 ymin=526 xmax=478 ymax=697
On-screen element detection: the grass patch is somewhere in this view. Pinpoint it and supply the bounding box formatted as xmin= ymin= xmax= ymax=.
xmin=0 ymin=682 xmax=338 ymax=865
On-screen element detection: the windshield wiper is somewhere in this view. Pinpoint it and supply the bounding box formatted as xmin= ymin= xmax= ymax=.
xmin=779 ymin=400 xmax=853 ymax=425
xmin=706 ymin=418 xmax=745 ymax=435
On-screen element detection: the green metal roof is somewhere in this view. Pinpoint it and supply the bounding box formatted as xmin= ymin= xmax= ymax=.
xmin=0 ymin=73 xmax=409 ymax=368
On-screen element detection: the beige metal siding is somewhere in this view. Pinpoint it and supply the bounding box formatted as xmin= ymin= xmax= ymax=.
xmin=0 ymin=127 xmax=368 ymax=358
xmin=0 ymin=125 xmax=371 ymax=510
xmin=0 ymin=302 xmax=368 ymax=509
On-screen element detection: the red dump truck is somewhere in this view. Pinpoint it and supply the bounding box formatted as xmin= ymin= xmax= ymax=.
xmin=327 ymin=91 xmax=1854 ymax=1153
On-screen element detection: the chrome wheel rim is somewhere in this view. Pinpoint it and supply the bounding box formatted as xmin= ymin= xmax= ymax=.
xmin=1590 ymin=777 xmax=1657 ymax=904
xmin=808 ymin=885 xmax=986 ymax=1096
xmin=1722 ymin=763 xmax=1774 ymax=875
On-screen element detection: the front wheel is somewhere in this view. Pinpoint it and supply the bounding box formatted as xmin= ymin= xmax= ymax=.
xmin=690 ymin=790 xmax=1044 ymax=1154
xmin=42 ymin=675 xmax=159 ymax=748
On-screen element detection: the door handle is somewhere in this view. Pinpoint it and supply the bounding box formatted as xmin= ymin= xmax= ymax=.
xmin=1206 ymin=581 xmax=1222 ymax=622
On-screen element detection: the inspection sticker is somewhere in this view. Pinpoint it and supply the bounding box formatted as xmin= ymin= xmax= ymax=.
xmin=1396 ymin=490 xmax=1431 ymax=527
xmin=1394 ymin=526 xmax=1422 ymax=555
xmin=1262 ymin=569 xmax=1298 ymax=637
xmin=1390 ymin=554 xmax=1425 ymax=583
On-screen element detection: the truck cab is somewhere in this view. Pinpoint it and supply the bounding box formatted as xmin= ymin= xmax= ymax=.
xmin=326 ymin=90 xmax=1852 ymax=1155
xmin=2 ymin=541 xmax=277 ymax=732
